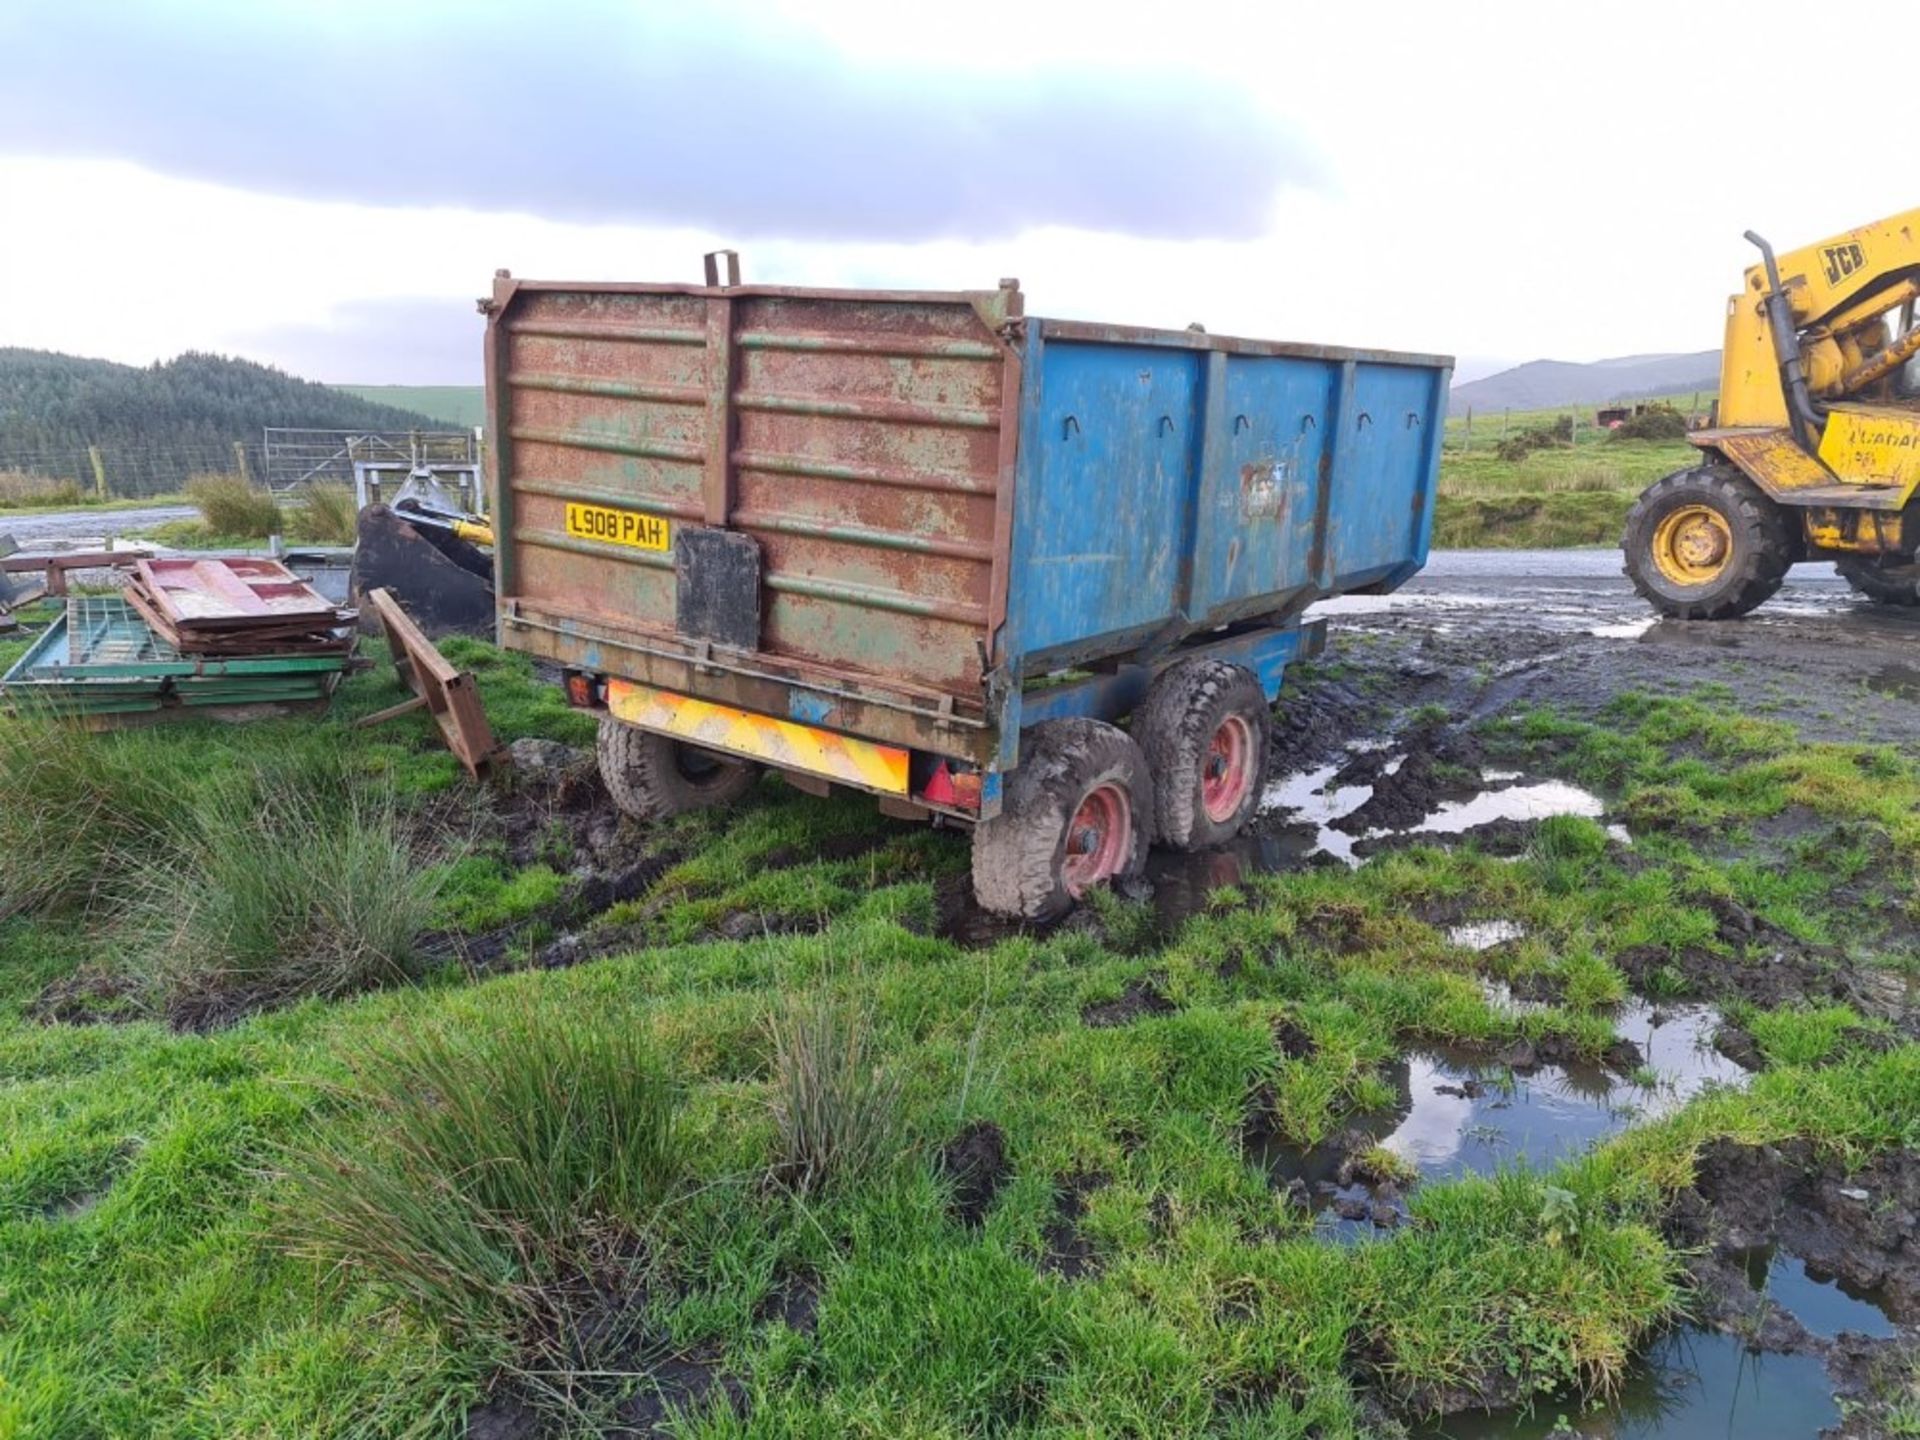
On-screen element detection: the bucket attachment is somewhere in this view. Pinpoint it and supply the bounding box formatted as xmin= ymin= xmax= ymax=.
xmin=350 ymin=503 xmax=495 ymax=640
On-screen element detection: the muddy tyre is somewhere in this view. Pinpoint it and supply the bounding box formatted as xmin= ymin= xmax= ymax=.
xmin=596 ymin=715 xmax=760 ymax=821
xmin=1133 ymin=659 xmax=1269 ymax=851
xmin=1622 ymin=465 xmax=1792 ymax=619
xmin=1836 ymin=556 xmax=1920 ymax=606
xmin=971 ymin=719 xmax=1151 ymax=921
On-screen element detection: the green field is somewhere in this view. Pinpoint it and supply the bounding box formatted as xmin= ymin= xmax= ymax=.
xmin=1434 ymin=396 xmax=1708 ymax=549
xmin=2 ymin=611 xmax=1916 ymax=1437
xmin=336 ymin=385 xmax=486 ymax=430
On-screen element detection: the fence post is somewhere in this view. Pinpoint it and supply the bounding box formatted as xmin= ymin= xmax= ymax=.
xmin=1463 ymin=406 xmax=1472 ymax=452
xmin=87 ymin=445 xmax=107 ymax=500
xmin=1500 ymin=409 xmax=1509 ymax=443
xmin=233 ymin=440 xmax=251 ymax=483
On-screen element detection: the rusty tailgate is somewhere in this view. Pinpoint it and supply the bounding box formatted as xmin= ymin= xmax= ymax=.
xmin=486 ymin=267 xmax=1020 ymax=729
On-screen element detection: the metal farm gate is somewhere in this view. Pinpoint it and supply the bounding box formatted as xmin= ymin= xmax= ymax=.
xmin=262 ymin=428 xmax=478 ymax=493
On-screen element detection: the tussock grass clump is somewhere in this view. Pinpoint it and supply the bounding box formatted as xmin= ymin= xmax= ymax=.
xmin=0 ymin=470 xmax=84 ymax=508
xmin=186 ymin=471 xmax=282 ymax=537
xmin=130 ymin=778 xmax=444 ymax=1012
xmin=0 ymin=715 xmax=191 ymax=919
xmin=767 ymin=992 xmax=902 ymax=1194
xmin=1610 ymin=405 xmax=1689 ymax=442
xmin=278 ymin=1003 xmax=682 ymax=1333
xmin=288 ymin=483 xmax=357 ymax=544
xmin=1494 ymin=414 xmax=1572 ymax=462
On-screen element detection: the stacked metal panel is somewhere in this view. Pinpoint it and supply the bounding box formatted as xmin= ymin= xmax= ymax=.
xmin=0 ymin=596 xmax=350 ymax=721
xmin=123 ymin=558 xmax=354 ymax=656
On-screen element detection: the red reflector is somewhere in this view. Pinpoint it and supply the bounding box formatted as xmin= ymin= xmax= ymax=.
xmin=920 ymin=763 xmax=982 ymax=811
xmin=564 ymin=673 xmax=596 ymax=708
xmin=922 ymin=762 xmax=957 ymax=806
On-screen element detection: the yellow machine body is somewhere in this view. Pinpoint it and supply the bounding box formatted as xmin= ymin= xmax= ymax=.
xmin=1699 ymin=207 xmax=1920 ymax=554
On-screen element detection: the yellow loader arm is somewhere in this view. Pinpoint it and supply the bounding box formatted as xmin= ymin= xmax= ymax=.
xmin=1621 ymin=209 xmax=1920 ymax=620
xmin=1710 ymin=209 xmax=1920 ymax=521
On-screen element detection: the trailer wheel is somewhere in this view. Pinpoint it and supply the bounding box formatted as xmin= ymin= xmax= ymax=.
xmin=1836 ymin=556 xmax=1920 ymax=606
xmin=971 ymin=719 xmax=1151 ymax=921
xmin=1622 ymin=465 xmax=1792 ymax=619
xmin=1134 ymin=659 xmax=1270 ymax=851
xmin=596 ymin=714 xmax=760 ymax=821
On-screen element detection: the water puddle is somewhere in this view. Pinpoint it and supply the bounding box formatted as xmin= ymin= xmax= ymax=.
xmin=1253 ymin=759 xmax=1608 ymax=870
xmin=1630 ymin=1004 xmax=1750 ymax=1097
xmin=1255 ymin=757 xmax=1384 ymax=864
xmin=1737 ymin=1245 xmax=1898 ymax=1339
xmin=1414 ymin=1328 xmax=1838 ymax=1438
xmin=1480 ymin=978 xmax=1553 ymax=1015
xmin=1448 ymin=920 xmax=1525 ymax=951
xmin=1251 ymin=1003 xmax=1747 ymax=1237
xmin=1141 ymin=830 xmax=1326 ymax=929
xmin=1591 ymin=618 xmax=1656 ymax=640
xmin=1407 ymin=781 xmax=1604 ymax=836
xmin=1306 ymin=592 xmax=1505 ymax=618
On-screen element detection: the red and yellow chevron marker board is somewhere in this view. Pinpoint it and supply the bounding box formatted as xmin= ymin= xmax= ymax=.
xmin=605 ymin=680 xmax=910 ymax=795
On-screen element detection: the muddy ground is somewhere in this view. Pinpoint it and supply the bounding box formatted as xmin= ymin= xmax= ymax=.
xmin=1133 ymin=553 xmax=1920 ymax=919
xmin=1297 ymin=551 xmax=1916 ymax=755
xmin=1322 ymin=550 xmax=1920 ymax=744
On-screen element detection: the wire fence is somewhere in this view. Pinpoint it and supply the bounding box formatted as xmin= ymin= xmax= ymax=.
xmin=0 ymin=444 xmax=269 ymax=500
xmin=0 ymin=430 xmax=480 ymax=502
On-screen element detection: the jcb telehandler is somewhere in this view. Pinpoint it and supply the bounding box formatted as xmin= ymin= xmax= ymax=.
xmin=1624 ymin=209 xmax=1920 ymax=616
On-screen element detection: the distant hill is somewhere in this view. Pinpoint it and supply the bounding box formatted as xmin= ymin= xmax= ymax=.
xmin=336 ymin=384 xmax=485 ymax=430
xmin=0 ymin=348 xmax=451 ymax=493
xmin=1451 ymin=351 xmax=1720 ymax=414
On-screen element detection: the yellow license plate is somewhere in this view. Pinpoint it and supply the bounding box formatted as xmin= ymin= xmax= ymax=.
xmin=564 ymin=501 xmax=671 ymax=552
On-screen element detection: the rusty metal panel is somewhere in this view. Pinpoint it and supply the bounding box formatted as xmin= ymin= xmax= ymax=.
xmin=489 ymin=277 xmax=1012 ymax=712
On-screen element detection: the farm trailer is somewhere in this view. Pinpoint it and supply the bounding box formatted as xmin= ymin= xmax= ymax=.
xmin=482 ymin=258 xmax=1450 ymax=918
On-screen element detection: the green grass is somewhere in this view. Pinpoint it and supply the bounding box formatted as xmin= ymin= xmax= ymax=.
xmin=1434 ymin=399 xmax=1703 ymax=549
xmin=0 ymin=644 xmax=1915 ymax=1436
xmin=0 ymin=484 xmax=192 ymax=517
xmin=144 ymin=477 xmax=360 ymax=549
xmin=186 ymin=472 xmax=283 ymax=538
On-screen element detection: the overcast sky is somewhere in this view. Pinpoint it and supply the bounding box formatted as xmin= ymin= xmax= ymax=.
xmin=2 ymin=0 xmax=1912 ymax=386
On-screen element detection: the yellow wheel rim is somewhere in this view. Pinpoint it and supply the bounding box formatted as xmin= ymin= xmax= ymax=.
xmin=1650 ymin=504 xmax=1733 ymax=586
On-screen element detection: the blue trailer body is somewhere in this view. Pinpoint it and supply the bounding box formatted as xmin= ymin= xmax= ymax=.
xmin=485 ymin=273 xmax=1450 ymax=831
xmin=1005 ymin=321 xmax=1446 ymax=673
xmin=985 ymin=318 xmax=1449 ymax=796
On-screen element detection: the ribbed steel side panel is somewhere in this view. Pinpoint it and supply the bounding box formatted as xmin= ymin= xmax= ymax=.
xmin=492 ymin=282 xmax=1010 ymax=706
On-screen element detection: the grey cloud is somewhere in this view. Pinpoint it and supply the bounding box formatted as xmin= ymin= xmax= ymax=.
xmin=238 ymin=298 xmax=482 ymax=386
xmin=0 ymin=1 xmax=1321 ymax=242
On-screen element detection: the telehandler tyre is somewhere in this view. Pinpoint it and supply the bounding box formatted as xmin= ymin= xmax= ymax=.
xmin=1134 ymin=658 xmax=1269 ymax=851
xmin=596 ymin=714 xmax=760 ymax=821
xmin=1623 ymin=465 xmax=1792 ymax=619
xmin=971 ymin=718 xmax=1151 ymax=921
xmin=1836 ymin=556 xmax=1920 ymax=607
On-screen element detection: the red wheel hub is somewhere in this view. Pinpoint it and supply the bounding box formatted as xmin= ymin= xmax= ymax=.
xmin=1060 ymin=782 xmax=1132 ymax=897
xmin=1201 ymin=714 xmax=1255 ymax=824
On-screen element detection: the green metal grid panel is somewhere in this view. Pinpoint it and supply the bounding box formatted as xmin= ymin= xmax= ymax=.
xmin=2 ymin=597 xmax=349 ymax=718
